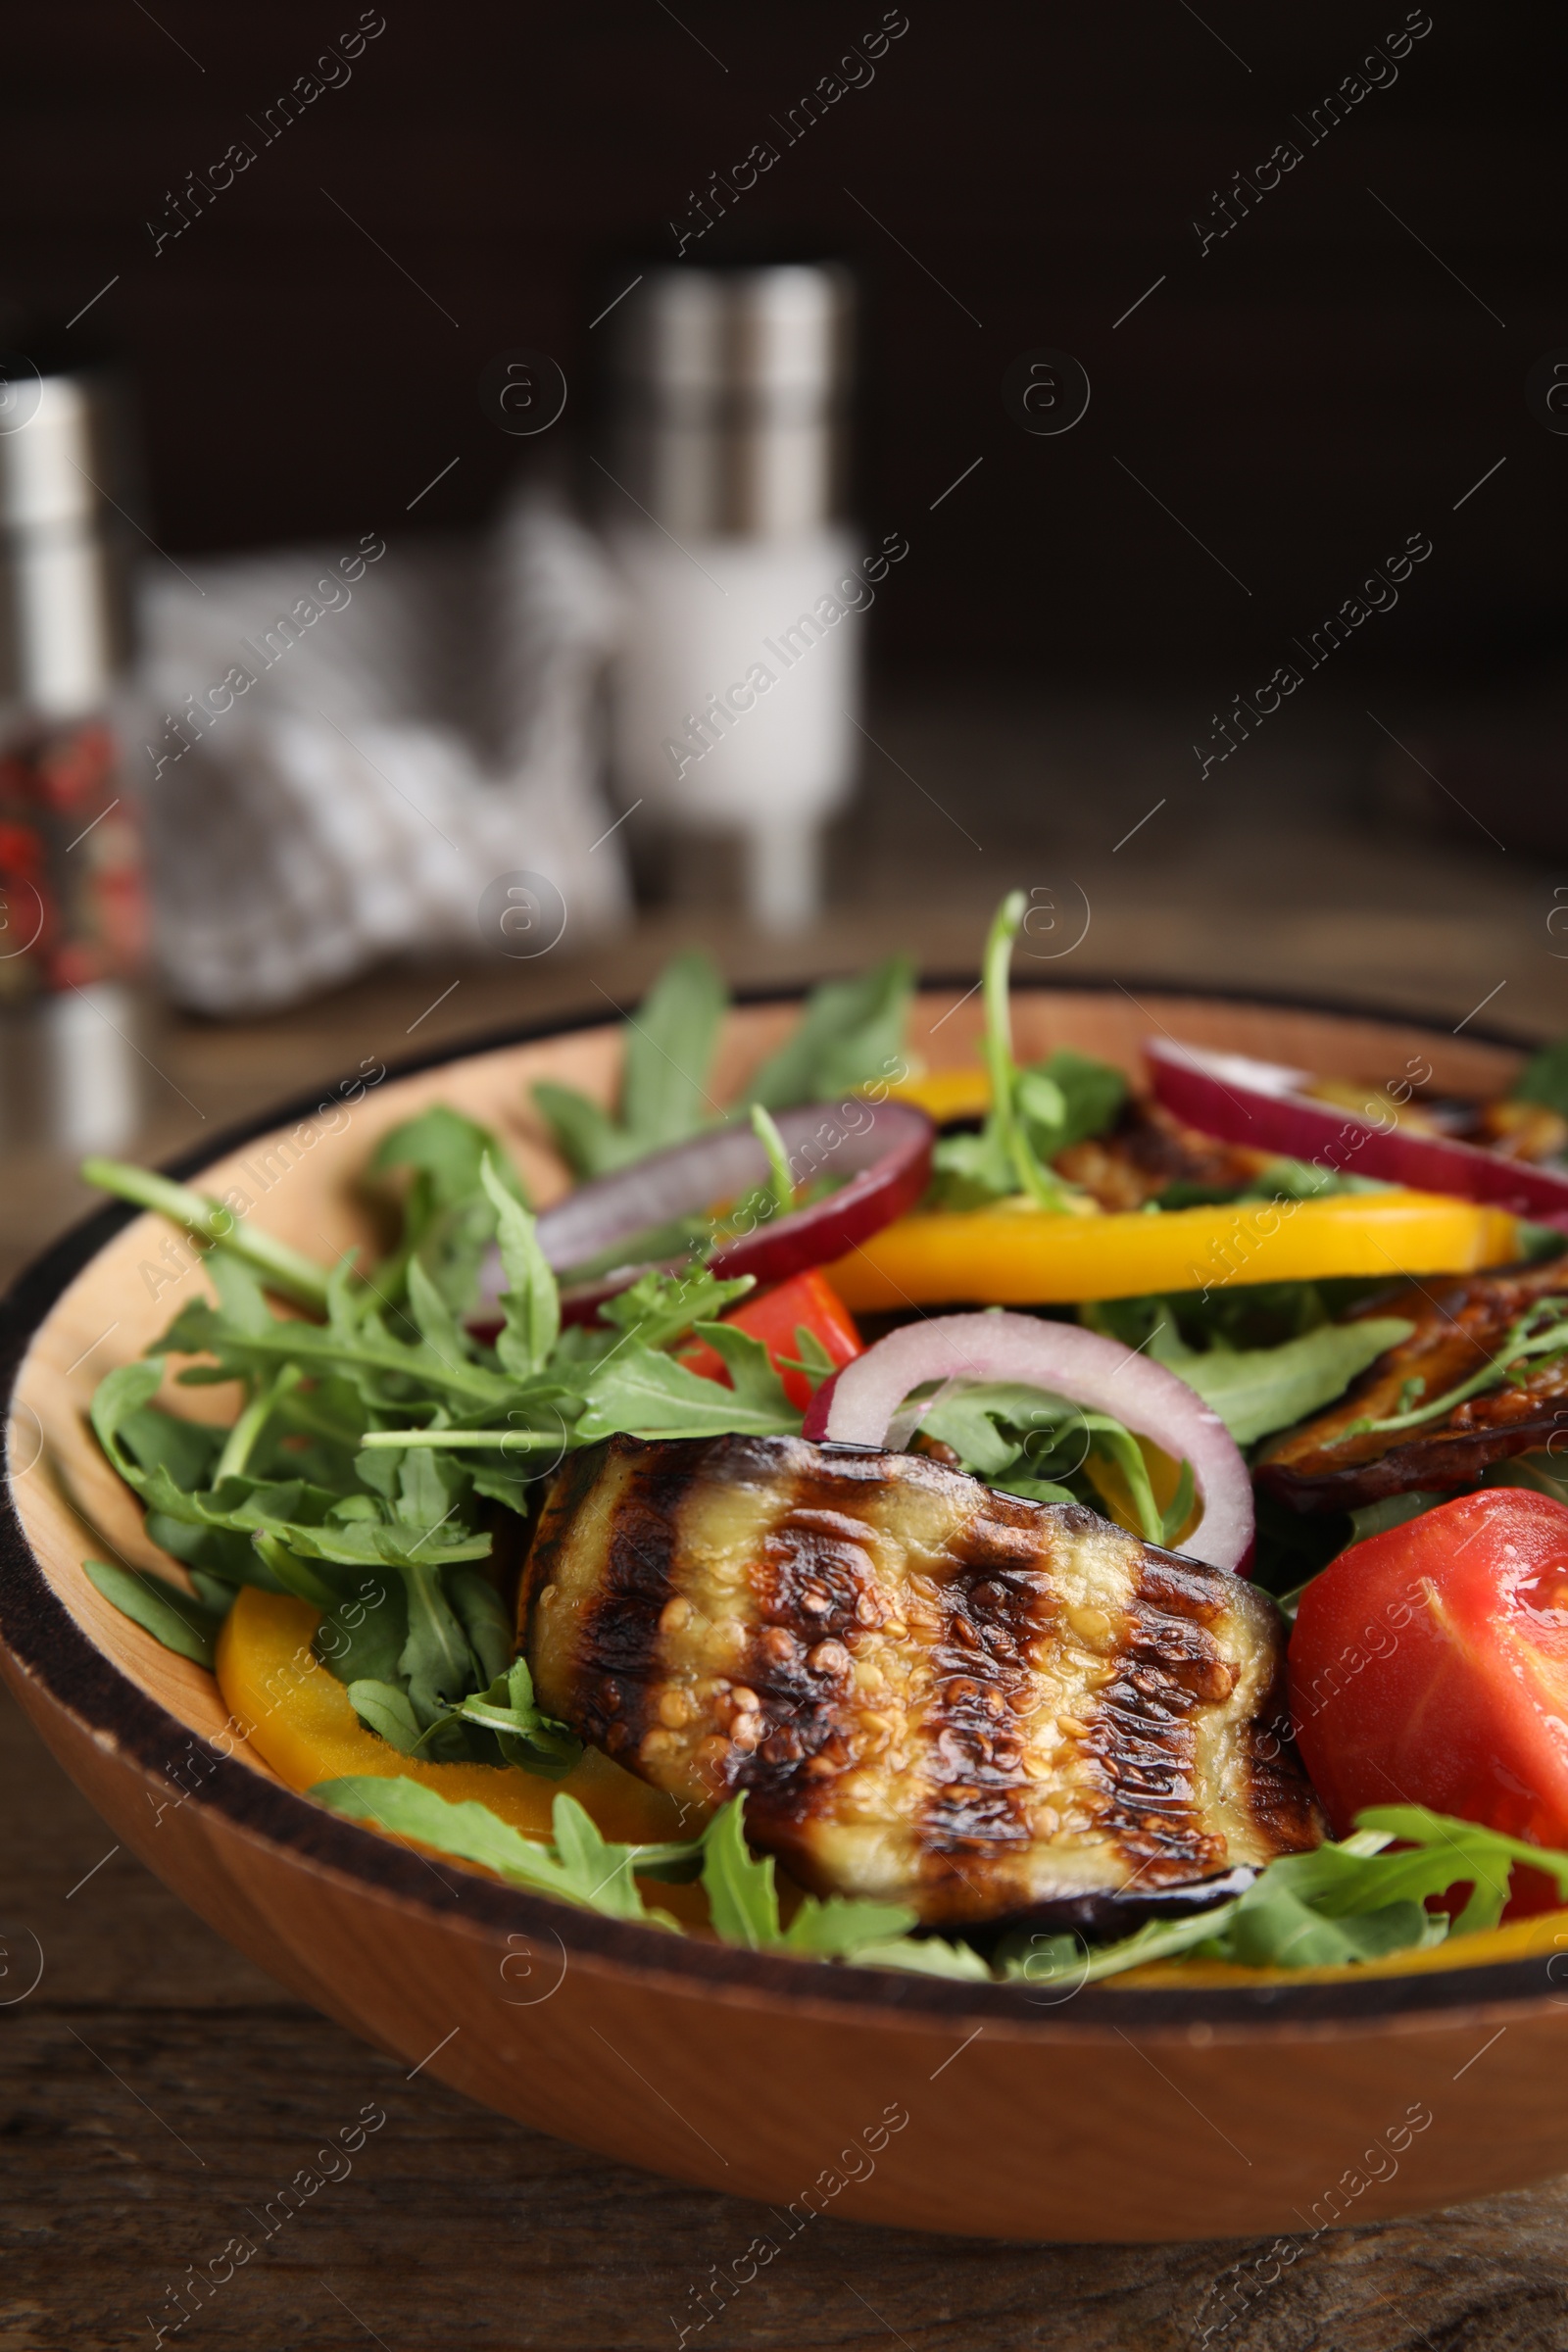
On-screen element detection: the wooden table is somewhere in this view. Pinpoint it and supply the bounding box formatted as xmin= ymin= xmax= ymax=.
xmin=7 ymin=1673 xmax=1568 ymax=2351
xmin=7 ymin=756 xmax=1568 ymax=2347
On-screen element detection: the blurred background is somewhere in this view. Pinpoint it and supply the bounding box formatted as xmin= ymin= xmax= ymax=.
xmin=0 ymin=0 xmax=1564 ymax=1278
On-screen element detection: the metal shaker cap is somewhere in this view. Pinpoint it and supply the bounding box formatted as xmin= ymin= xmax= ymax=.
xmin=0 ymin=358 xmax=134 ymax=719
xmin=607 ymin=262 xmax=854 ymax=539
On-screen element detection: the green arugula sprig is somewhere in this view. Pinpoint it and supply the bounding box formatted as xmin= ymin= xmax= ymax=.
xmin=452 ymin=1655 xmax=584 ymax=1776
xmin=929 ymin=893 xmax=1125 ymax=1211
xmin=81 ymin=1117 xmax=821 ymax=1756
xmin=1336 ymin=1297 xmax=1568 ymax=1445
xmin=907 ymin=1380 xmax=1195 ymax=1547
xmin=81 ymin=1556 xmax=223 ymax=1668
xmin=311 ymin=1777 xmax=981 ymax=1972
xmin=81 ymin=1157 xmax=332 ymax=1314
xmin=315 ymin=1773 xmax=1568 ymax=1985
xmin=1080 ymin=1298 xmax=1418 ymax=1450
xmin=533 ymin=949 xmax=914 ymax=1182
xmin=1512 ymin=1035 xmax=1568 ymax=1118
xmin=1004 ymin=1807 xmax=1568 ymax=1987
xmin=316 ymin=1774 xmax=701 ymax=1926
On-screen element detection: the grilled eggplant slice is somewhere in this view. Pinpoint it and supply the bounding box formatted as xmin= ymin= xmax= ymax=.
xmin=1054 ymin=1100 xmax=1269 ymax=1212
xmin=1258 ymin=1260 xmax=1568 ymax=1514
xmin=520 ymin=1434 xmax=1320 ymax=1928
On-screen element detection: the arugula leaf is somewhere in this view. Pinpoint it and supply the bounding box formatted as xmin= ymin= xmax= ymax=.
xmin=914 ymin=1382 xmax=1079 ymax=1480
xmin=782 ymin=1894 xmax=921 ymax=1956
xmin=747 ymin=956 xmax=915 ymax=1110
xmin=575 ymin=1324 xmax=801 ymax=1443
xmin=782 ymin=1326 xmax=839 ymax=1392
xmin=749 ymin=1102 xmax=797 ymax=1218
xmin=594 ymin=1264 xmax=754 ymax=1355
xmin=371 ymin=1105 xmax=527 ymax=1211
xmin=928 ymin=894 xmax=1093 ymax=1212
xmin=702 ymin=1795 xmax=782 ymax=1946
xmin=622 ymin=950 xmax=728 ymax=1149
xmin=929 ymin=1122 xmax=1018 ymax=1201
xmin=448 ymin=1568 xmax=512 ymax=1689
xmin=157 ymin=1292 xmax=516 ymax=1413
xmin=346 ymin=1679 xmax=424 ymax=1753
xmin=455 ymin=1657 xmax=584 ymax=1777
xmin=848 ymin=1935 xmax=995 ymax=1979
xmin=114 ymin=1400 xmax=223 ymax=1492
xmin=405 ymin=1256 xmax=475 ymax=1370
xmin=1006 ymin=1807 xmax=1568 ymax=1987
xmin=251 ymin=1529 xmax=345 ymax=1611
xmin=529 ymin=1083 xmax=628 ymax=1184
xmin=533 ymin=951 xmax=914 ymax=1181
xmin=92 ymin=1358 xmax=169 ymax=1469
xmin=906 ymin=1379 xmax=1189 ymax=1544
xmin=1079 ymin=1419 xmax=1175 ymax=1546
xmin=1512 ymin=1036 xmax=1568 ymax=1117
xmin=315 ymin=1574 xmax=408 ymax=1686
xmin=1015 ymin=1049 xmax=1128 ymax=1162
xmin=394 ymin=1556 xmax=480 ymax=1726
xmin=1160 ymin=1458 xmax=1197 ymax=1547
xmin=701 ymin=1797 xmax=930 ymax=1960
xmin=1355 ymin=1805 xmax=1568 ymax=1933
xmin=110 ymin=1456 xmax=491 ymax=1574
xmin=1171 ymin=1316 xmax=1416 ymax=1447
xmin=81 ymin=1557 xmax=222 ymax=1668
xmin=312 ymin=1776 xmax=689 ymax=1926
xmin=364 ymin=1107 xmax=529 ymax=1314
xmin=1347 ymin=1491 xmax=1446 ymax=1544
xmin=478 ymin=1157 xmax=559 ymax=1378
xmin=535 ymin=951 xmax=727 ymax=1178
xmin=80 ymin=1157 xmax=331 ymax=1314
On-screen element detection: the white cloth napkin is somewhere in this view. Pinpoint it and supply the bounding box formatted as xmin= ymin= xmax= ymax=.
xmin=138 ymin=492 xmax=628 ymax=1013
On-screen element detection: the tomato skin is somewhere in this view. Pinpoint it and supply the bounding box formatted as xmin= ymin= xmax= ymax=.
xmin=680 ymin=1269 xmax=862 ymax=1409
xmin=1289 ymin=1489 xmax=1568 ymax=1881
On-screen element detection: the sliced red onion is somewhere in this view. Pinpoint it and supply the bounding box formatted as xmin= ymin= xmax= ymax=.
xmin=472 ymin=1100 xmax=933 ymax=1327
xmin=1146 ymin=1038 xmax=1568 ymax=1224
xmin=805 ymin=1309 xmax=1254 ymax=1574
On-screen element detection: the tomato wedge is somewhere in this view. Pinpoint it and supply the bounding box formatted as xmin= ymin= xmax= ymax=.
xmin=1290 ymin=1489 xmax=1568 ymax=1906
xmin=681 ymin=1269 xmax=862 ymax=1409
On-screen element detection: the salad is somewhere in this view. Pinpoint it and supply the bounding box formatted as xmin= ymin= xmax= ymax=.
xmin=78 ymin=896 xmax=1568 ymax=1986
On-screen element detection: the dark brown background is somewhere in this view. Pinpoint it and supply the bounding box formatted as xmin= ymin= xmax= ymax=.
xmin=7 ymin=1 xmax=1565 ymax=707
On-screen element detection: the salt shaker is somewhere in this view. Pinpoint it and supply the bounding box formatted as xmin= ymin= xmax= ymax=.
xmin=601 ymin=262 xmax=861 ymax=931
xmin=0 ymin=349 xmax=145 ymax=1154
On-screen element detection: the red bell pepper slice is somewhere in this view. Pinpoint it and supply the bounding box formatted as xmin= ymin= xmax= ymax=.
xmin=682 ymin=1269 xmax=862 ymax=1410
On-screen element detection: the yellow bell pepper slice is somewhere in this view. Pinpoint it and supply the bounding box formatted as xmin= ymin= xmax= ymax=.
xmin=829 ymin=1188 xmax=1519 ymax=1309
xmin=215 ymin=1588 xmax=687 ymax=1845
xmin=885 ymin=1066 xmax=993 ymax=1122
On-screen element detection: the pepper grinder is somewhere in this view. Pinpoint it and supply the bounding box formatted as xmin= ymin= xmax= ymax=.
xmin=0 ymin=347 xmax=146 ymax=1155
xmin=601 ymin=262 xmax=860 ymax=932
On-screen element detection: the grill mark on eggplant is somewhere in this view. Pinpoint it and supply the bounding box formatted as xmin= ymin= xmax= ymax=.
xmin=910 ymin=1515 xmax=1056 ymax=1913
xmin=732 ymin=1475 xmax=894 ymax=1817
xmin=520 ymin=1434 xmax=1321 ymax=1926
xmin=1259 ymin=1260 xmax=1568 ymax=1513
xmin=528 ymin=1438 xmax=705 ymax=1760
xmin=1075 ymin=1556 xmax=1232 ymax=1890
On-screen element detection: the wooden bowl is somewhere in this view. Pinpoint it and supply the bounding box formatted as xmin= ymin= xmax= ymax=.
xmin=5 ymin=981 xmax=1567 ymax=2246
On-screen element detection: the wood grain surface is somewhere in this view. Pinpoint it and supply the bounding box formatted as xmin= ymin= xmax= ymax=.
xmin=5 ymin=1672 xmax=1568 ymax=2352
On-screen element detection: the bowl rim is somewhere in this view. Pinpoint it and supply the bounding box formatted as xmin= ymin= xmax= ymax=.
xmin=2 ymin=969 xmax=1561 ymax=2035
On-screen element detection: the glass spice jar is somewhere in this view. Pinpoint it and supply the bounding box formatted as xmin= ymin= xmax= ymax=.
xmin=0 ymin=347 xmax=146 ymax=1153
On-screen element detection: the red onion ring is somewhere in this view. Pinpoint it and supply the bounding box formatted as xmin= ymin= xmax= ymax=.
xmin=1146 ymin=1038 xmax=1568 ymax=1225
xmin=473 ymin=1099 xmax=933 ymax=1327
xmin=805 ymin=1309 xmax=1254 ymax=1573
